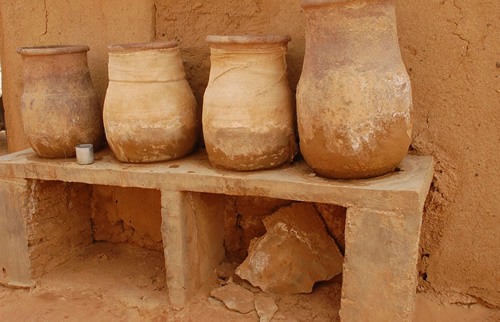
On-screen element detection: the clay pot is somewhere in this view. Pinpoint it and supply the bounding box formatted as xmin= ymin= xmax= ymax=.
xmin=296 ymin=0 xmax=413 ymax=179
xmin=103 ymin=41 xmax=197 ymax=163
xmin=203 ymin=35 xmax=296 ymax=171
xmin=17 ymin=45 xmax=103 ymax=158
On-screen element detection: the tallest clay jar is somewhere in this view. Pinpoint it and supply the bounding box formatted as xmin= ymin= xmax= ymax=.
xmin=296 ymin=0 xmax=413 ymax=179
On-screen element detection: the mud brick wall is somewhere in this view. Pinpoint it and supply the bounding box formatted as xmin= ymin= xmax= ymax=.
xmin=26 ymin=180 xmax=92 ymax=279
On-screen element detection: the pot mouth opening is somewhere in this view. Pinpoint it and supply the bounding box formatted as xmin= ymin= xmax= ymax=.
xmin=108 ymin=40 xmax=178 ymax=53
xmin=302 ymin=0 xmax=357 ymax=9
xmin=17 ymin=45 xmax=90 ymax=56
xmin=206 ymin=35 xmax=291 ymax=46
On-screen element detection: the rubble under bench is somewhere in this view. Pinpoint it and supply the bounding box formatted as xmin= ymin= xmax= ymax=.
xmin=0 ymin=148 xmax=433 ymax=321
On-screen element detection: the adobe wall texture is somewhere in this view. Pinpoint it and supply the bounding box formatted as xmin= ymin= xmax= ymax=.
xmin=397 ymin=1 xmax=498 ymax=306
xmin=91 ymin=186 xmax=163 ymax=251
xmin=0 ymin=0 xmax=498 ymax=306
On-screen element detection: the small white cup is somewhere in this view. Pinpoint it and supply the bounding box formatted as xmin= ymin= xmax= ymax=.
xmin=75 ymin=144 xmax=94 ymax=165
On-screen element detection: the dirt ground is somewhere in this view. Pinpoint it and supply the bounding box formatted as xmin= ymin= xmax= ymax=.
xmin=0 ymin=242 xmax=498 ymax=322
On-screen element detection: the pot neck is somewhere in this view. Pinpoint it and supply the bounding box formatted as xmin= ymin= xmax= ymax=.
xmin=20 ymin=51 xmax=90 ymax=82
xmin=108 ymin=46 xmax=186 ymax=83
xmin=304 ymin=0 xmax=401 ymax=65
xmin=304 ymin=0 xmax=397 ymax=33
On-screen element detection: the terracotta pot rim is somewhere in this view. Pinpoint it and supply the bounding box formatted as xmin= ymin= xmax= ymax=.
xmin=108 ymin=41 xmax=178 ymax=53
xmin=17 ymin=45 xmax=90 ymax=56
xmin=302 ymin=0 xmax=365 ymax=8
xmin=206 ymin=35 xmax=291 ymax=46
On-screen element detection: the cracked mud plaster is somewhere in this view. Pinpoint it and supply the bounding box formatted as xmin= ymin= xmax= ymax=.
xmin=40 ymin=0 xmax=48 ymax=38
xmin=398 ymin=0 xmax=499 ymax=306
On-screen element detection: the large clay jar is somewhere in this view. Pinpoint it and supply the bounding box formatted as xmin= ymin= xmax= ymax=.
xmin=203 ymin=35 xmax=296 ymax=171
xmin=297 ymin=0 xmax=413 ymax=179
xmin=17 ymin=45 xmax=103 ymax=158
xmin=103 ymin=41 xmax=197 ymax=163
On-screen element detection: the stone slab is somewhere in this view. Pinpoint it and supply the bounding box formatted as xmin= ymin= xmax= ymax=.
xmin=0 ymin=149 xmax=433 ymax=212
